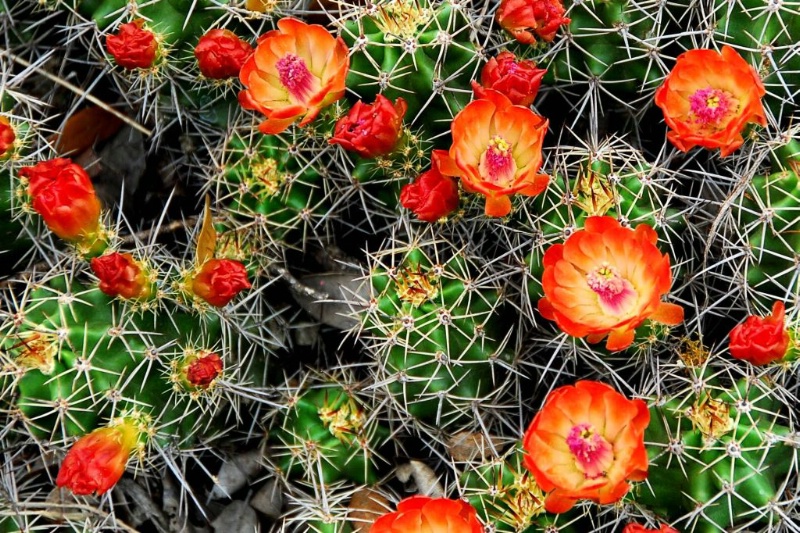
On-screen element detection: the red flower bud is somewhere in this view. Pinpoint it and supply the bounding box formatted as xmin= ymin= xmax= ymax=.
xmin=56 ymin=421 xmax=139 ymax=495
xmin=194 ymin=29 xmax=254 ymax=79
xmin=20 ymin=158 xmax=101 ymax=241
xmin=91 ymin=252 xmax=150 ymax=300
xmin=185 ymin=353 xmax=223 ymax=388
xmin=400 ymin=164 xmax=460 ymax=222
xmin=728 ymin=301 xmax=791 ymax=365
xmin=106 ymin=20 xmax=158 ymax=70
xmin=0 ymin=116 xmax=15 ymax=157
xmin=497 ymin=0 xmax=570 ymax=45
xmin=371 ymin=496 xmax=483 ymax=533
xmin=329 ymin=95 xmax=408 ymax=158
xmin=472 ymin=52 xmax=546 ymax=107
xmin=191 ymin=259 xmax=251 ymax=307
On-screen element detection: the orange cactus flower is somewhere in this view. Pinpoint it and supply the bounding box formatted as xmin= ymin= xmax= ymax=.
xmin=238 ymin=18 xmax=349 ymax=135
xmin=654 ymin=46 xmax=766 ymax=157
xmin=370 ymin=496 xmax=483 ymax=533
xmin=522 ymin=381 xmax=650 ymax=513
xmin=497 ymin=0 xmax=570 ymax=45
xmin=56 ymin=420 xmax=140 ymax=495
xmin=538 ymin=216 xmax=684 ymax=351
xmin=191 ymin=258 xmax=251 ymax=307
xmin=106 ymin=20 xmax=158 ymax=70
xmin=435 ymin=90 xmax=549 ymax=217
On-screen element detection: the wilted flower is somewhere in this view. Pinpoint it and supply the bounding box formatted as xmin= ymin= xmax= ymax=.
xmin=191 ymin=259 xmax=251 ymax=307
xmin=106 ymin=20 xmax=158 ymax=70
xmin=370 ymin=496 xmax=483 ymax=533
xmin=329 ymin=95 xmax=408 ymax=158
xmin=472 ymin=51 xmax=546 ymax=107
xmin=522 ymin=381 xmax=650 ymax=513
xmin=654 ymin=46 xmax=766 ymax=157
xmin=20 ymin=158 xmax=101 ymax=242
xmin=728 ymin=301 xmax=791 ymax=365
xmin=194 ymin=29 xmax=253 ymax=79
xmin=90 ymin=252 xmax=150 ymax=300
xmin=436 ymin=90 xmax=549 ymax=217
xmin=239 ymin=18 xmax=349 ymax=134
xmin=0 ymin=116 xmax=15 ymax=157
xmin=400 ymin=161 xmax=460 ymax=222
xmin=497 ymin=0 xmax=570 ymax=45
xmin=184 ymin=352 xmax=223 ymax=388
xmin=538 ymin=216 xmax=684 ymax=351
xmin=56 ymin=420 xmax=140 ymax=495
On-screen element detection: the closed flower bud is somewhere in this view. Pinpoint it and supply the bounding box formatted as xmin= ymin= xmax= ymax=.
xmin=497 ymin=0 xmax=570 ymax=45
xmin=194 ymin=29 xmax=253 ymax=79
xmin=90 ymin=252 xmax=151 ymax=300
xmin=472 ymin=52 xmax=546 ymax=107
xmin=0 ymin=116 xmax=15 ymax=157
xmin=728 ymin=301 xmax=791 ymax=365
xmin=191 ymin=258 xmax=251 ymax=307
xmin=56 ymin=420 xmax=140 ymax=495
xmin=400 ymin=164 xmax=460 ymax=222
xmin=329 ymin=96 xmax=408 ymax=158
xmin=19 ymin=158 xmax=101 ymax=242
xmin=106 ymin=20 xmax=158 ymax=70
xmin=623 ymin=524 xmax=679 ymax=533
xmin=184 ymin=353 xmax=223 ymax=388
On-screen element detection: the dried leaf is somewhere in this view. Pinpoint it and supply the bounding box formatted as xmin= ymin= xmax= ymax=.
xmin=54 ymin=106 xmax=124 ymax=156
xmin=348 ymin=488 xmax=390 ymax=533
xmin=446 ymin=431 xmax=505 ymax=462
xmin=211 ymin=501 xmax=259 ymax=533
xmin=250 ymin=478 xmax=283 ymax=518
xmin=196 ymin=195 xmax=217 ymax=267
xmin=292 ymin=272 xmax=367 ymax=330
xmin=395 ymin=460 xmax=444 ymax=497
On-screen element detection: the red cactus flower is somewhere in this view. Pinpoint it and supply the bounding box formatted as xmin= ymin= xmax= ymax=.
xmin=191 ymin=258 xmax=251 ymax=307
xmin=106 ymin=20 xmax=158 ymax=70
xmin=370 ymin=496 xmax=483 ymax=533
xmin=19 ymin=158 xmax=101 ymax=242
xmin=194 ymin=29 xmax=253 ymax=79
xmin=329 ymin=95 xmax=408 ymax=158
xmin=728 ymin=301 xmax=791 ymax=365
xmin=400 ymin=161 xmax=460 ymax=222
xmin=472 ymin=52 xmax=546 ymax=107
xmin=239 ymin=17 xmax=349 ymax=134
xmin=90 ymin=252 xmax=150 ymax=300
xmin=0 ymin=116 xmax=15 ymax=157
xmin=56 ymin=420 xmax=139 ymax=495
xmin=497 ymin=0 xmax=570 ymax=45
xmin=523 ymin=380 xmax=650 ymax=513
xmin=184 ymin=353 xmax=223 ymax=388
xmin=654 ymin=46 xmax=767 ymax=157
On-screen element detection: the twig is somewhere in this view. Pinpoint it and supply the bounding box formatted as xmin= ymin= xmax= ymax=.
xmin=0 ymin=48 xmax=152 ymax=137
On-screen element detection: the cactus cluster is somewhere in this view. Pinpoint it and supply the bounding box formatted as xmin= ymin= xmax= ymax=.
xmin=1 ymin=0 xmax=800 ymax=532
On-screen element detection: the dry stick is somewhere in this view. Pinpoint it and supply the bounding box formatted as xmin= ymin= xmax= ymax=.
xmin=0 ymin=48 xmax=152 ymax=137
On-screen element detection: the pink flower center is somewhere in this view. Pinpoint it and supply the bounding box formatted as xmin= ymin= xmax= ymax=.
xmin=688 ymin=87 xmax=737 ymax=128
xmin=566 ymin=423 xmax=614 ymax=479
xmin=479 ymin=136 xmax=517 ymax=187
xmin=276 ymin=54 xmax=315 ymax=102
xmin=586 ymin=264 xmax=637 ymax=316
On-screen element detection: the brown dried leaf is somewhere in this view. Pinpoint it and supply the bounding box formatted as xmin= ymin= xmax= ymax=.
xmin=447 ymin=431 xmax=505 ymax=462
xmin=348 ymin=488 xmax=390 ymax=533
xmin=196 ymin=195 xmax=216 ymax=267
xmin=54 ymin=106 xmax=124 ymax=156
xmin=395 ymin=460 xmax=443 ymax=497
